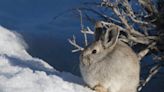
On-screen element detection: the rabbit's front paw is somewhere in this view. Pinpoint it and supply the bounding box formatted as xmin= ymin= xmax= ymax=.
xmin=93 ymin=84 xmax=107 ymax=92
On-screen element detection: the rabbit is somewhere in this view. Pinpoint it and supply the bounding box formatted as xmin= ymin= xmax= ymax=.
xmin=80 ymin=21 xmax=140 ymax=92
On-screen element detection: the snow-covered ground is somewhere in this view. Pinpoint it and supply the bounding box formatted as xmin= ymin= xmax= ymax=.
xmin=0 ymin=26 xmax=93 ymax=92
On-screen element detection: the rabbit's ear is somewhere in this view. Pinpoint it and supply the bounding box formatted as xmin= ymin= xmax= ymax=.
xmin=102 ymin=27 xmax=120 ymax=49
xmin=94 ymin=21 xmax=120 ymax=49
xmin=95 ymin=21 xmax=106 ymax=41
xmin=95 ymin=27 xmax=106 ymax=41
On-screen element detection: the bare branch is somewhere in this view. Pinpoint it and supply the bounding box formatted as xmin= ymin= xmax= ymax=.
xmin=101 ymin=1 xmax=151 ymax=46
xmin=69 ymin=0 xmax=162 ymax=91
xmin=122 ymin=0 xmax=151 ymax=26
xmin=153 ymin=55 xmax=164 ymax=61
xmin=98 ymin=21 xmax=154 ymax=44
xmin=99 ymin=21 xmax=126 ymax=31
xmin=138 ymin=0 xmax=158 ymax=15
xmin=81 ymin=27 xmax=94 ymax=35
xmin=138 ymin=64 xmax=161 ymax=91
xmin=78 ymin=9 xmax=84 ymax=30
xmin=138 ymin=42 xmax=156 ymax=60
xmin=113 ymin=7 xmax=145 ymax=37
xmin=78 ymin=9 xmax=88 ymax=46
xmin=128 ymin=35 xmax=150 ymax=44
xmin=123 ymin=0 xmax=135 ymax=17
xmin=127 ymin=14 xmax=149 ymax=25
xmin=68 ymin=35 xmax=84 ymax=53
xmin=108 ymin=16 xmax=122 ymax=24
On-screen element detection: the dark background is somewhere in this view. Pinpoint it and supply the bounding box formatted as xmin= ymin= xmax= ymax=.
xmin=0 ymin=0 xmax=96 ymax=75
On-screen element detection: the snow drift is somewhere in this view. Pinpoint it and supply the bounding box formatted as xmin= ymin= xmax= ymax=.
xmin=0 ymin=26 xmax=93 ymax=92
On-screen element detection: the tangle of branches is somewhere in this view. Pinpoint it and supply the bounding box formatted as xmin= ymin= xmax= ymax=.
xmin=69 ymin=0 xmax=164 ymax=91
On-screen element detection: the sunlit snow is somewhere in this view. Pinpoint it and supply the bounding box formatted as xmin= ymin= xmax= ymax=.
xmin=0 ymin=26 xmax=93 ymax=92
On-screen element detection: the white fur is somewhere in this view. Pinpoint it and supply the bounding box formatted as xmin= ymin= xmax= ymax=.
xmin=80 ymin=25 xmax=140 ymax=92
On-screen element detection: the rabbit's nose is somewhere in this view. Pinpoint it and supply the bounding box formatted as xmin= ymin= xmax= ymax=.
xmin=86 ymin=56 xmax=90 ymax=61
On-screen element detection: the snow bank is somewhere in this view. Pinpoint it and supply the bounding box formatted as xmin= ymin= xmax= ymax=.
xmin=0 ymin=26 xmax=93 ymax=92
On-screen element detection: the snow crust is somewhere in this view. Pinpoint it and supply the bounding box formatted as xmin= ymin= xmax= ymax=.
xmin=0 ymin=26 xmax=93 ymax=92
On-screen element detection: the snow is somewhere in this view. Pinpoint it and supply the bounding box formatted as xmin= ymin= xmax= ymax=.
xmin=0 ymin=26 xmax=93 ymax=92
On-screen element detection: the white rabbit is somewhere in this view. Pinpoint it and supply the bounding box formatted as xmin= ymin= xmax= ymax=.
xmin=80 ymin=21 xmax=140 ymax=92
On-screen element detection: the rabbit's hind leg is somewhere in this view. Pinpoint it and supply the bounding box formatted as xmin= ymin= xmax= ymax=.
xmin=93 ymin=84 xmax=108 ymax=92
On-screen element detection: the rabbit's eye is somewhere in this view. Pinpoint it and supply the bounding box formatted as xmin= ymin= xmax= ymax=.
xmin=92 ymin=49 xmax=97 ymax=54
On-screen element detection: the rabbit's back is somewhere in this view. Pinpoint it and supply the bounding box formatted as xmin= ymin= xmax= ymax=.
xmin=106 ymin=41 xmax=139 ymax=92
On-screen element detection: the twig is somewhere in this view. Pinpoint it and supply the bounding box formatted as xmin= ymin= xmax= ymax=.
xmin=107 ymin=16 xmax=122 ymax=24
xmin=153 ymin=55 xmax=164 ymax=61
xmin=78 ymin=9 xmax=88 ymax=46
xmin=81 ymin=27 xmax=94 ymax=35
xmin=98 ymin=21 xmax=153 ymax=44
xmin=138 ymin=42 xmax=156 ymax=60
xmin=123 ymin=0 xmax=136 ymax=17
xmin=101 ymin=0 xmax=153 ymax=45
xmin=68 ymin=35 xmax=84 ymax=52
xmin=127 ymin=14 xmax=149 ymax=25
xmin=138 ymin=64 xmax=161 ymax=91
xmin=99 ymin=21 xmax=126 ymax=31
xmin=113 ymin=7 xmax=145 ymax=37
xmin=122 ymin=0 xmax=149 ymax=25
